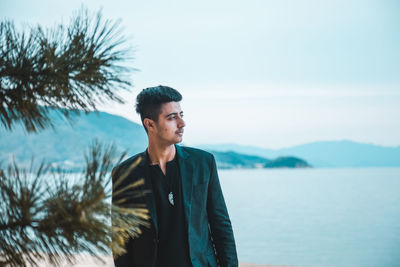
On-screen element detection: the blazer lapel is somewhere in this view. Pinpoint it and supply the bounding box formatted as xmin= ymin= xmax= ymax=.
xmin=176 ymin=145 xmax=193 ymax=224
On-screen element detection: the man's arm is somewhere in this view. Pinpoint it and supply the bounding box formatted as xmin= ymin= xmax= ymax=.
xmin=207 ymin=155 xmax=238 ymax=267
xmin=112 ymin=165 xmax=135 ymax=267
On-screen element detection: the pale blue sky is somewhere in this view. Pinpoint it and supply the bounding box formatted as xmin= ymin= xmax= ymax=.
xmin=2 ymin=0 xmax=399 ymax=148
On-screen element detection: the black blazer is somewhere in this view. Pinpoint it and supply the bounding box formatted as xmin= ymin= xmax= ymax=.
xmin=112 ymin=145 xmax=238 ymax=267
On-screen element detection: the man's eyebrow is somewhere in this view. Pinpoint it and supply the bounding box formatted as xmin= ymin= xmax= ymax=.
xmin=166 ymin=112 xmax=178 ymax=117
xmin=166 ymin=111 xmax=183 ymax=117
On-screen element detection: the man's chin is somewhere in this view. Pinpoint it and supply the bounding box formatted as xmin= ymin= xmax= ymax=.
xmin=175 ymin=136 xmax=183 ymax=144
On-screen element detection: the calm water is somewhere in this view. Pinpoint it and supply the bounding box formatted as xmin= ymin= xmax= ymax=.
xmin=219 ymin=168 xmax=400 ymax=267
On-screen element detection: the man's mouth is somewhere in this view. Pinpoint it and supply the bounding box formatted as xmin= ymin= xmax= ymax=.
xmin=176 ymin=130 xmax=184 ymax=136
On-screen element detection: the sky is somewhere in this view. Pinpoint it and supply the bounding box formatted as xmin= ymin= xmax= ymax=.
xmin=2 ymin=0 xmax=400 ymax=148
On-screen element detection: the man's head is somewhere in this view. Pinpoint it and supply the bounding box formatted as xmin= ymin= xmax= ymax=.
xmin=135 ymin=85 xmax=185 ymax=145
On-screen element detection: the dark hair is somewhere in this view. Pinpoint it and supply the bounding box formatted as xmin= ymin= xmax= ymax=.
xmin=135 ymin=85 xmax=182 ymax=126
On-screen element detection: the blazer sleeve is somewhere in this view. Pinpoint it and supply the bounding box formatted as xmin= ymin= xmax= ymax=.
xmin=112 ymin=165 xmax=135 ymax=267
xmin=207 ymin=155 xmax=239 ymax=267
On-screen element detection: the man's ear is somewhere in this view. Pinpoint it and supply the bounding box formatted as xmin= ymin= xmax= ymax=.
xmin=143 ymin=118 xmax=155 ymax=132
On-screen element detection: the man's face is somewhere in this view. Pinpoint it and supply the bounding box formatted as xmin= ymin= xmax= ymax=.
xmin=152 ymin=101 xmax=185 ymax=145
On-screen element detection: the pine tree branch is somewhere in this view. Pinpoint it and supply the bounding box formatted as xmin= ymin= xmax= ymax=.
xmin=0 ymin=7 xmax=134 ymax=133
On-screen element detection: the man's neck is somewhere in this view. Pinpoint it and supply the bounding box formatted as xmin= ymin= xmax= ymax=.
xmin=147 ymin=143 xmax=176 ymax=173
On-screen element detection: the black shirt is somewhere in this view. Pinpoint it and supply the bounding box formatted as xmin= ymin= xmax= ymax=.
xmin=147 ymin=153 xmax=192 ymax=267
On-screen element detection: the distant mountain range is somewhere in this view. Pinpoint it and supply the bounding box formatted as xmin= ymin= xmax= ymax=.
xmin=1 ymin=109 xmax=398 ymax=169
xmin=198 ymin=141 xmax=400 ymax=167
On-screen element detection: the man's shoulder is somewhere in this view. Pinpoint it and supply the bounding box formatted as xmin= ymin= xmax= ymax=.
xmin=112 ymin=151 xmax=144 ymax=179
xmin=119 ymin=151 xmax=144 ymax=167
xmin=178 ymin=145 xmax=214 ymax=161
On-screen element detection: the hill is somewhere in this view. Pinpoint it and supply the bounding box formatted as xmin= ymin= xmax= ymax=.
xmin=210 ymin=150 xmax=311 ymax=169
xmin=0 ymin=109 xmax=148 ymax=169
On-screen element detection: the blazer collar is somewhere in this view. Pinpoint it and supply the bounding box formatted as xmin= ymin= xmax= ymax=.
xmin=176 ymin=144 xmax=189 ymax=159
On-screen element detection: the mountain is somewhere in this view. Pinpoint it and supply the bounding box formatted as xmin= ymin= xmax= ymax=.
xmin=198 ymin=141 xmax=400 ymax=167
xmin=0 ymin=109 xmax=148 ymax=169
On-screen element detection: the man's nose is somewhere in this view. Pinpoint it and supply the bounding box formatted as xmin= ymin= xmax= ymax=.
xmin=178 ymin=117 xmax=186 ymax=128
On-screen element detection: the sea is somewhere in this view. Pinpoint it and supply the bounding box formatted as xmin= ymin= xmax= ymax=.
xmin=219 ymin=167 xmax=400 ymax=267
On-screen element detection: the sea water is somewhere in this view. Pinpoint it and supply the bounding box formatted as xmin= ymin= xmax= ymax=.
xmin=219 ymin=168 xmax=400 ymax=267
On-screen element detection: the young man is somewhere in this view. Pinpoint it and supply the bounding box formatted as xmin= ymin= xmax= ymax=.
xmin=112 ymin=85 xmax=238 ymax=267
